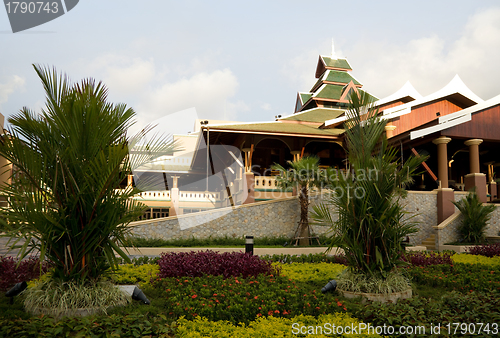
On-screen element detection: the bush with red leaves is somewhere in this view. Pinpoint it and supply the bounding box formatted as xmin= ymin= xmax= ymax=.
xmin=0 ymin=256 xmax=51 ymax=291
xmin=467 ymin=243 xmax=500 ymax=257
xmin=157 ymin=250 xmax=278 ymax=279
xmin=402 ymin=251 xmax=453 ymax=266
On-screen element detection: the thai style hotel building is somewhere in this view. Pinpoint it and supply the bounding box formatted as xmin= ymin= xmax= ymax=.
xmin=2 ymin=51 xmax=500 ymax=248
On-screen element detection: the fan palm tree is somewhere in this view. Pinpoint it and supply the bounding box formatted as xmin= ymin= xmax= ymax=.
xmin=272 ymin=156 xmax=325 ymax=246
xmin=0 ymin=65 xmax=177 ymax=283
xmin=311 ymin=91 xmax=426 ymax=276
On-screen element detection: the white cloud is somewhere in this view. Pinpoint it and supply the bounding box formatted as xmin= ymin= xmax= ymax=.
xmin=86 ymin=55 xmax=156 ymax=96
xmin=138 ymin=68 xmax=242 ymax=125
xmin=348 ymin=8 xmax=500 ymax=100
xmin=79 ymin=55 xmax=245 ymax=134
xmin=0 ymin=75 xmax=25 ymax=110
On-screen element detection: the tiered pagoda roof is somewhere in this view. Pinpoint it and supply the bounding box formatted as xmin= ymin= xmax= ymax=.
xmin=295 ymin=55 xmax=378 ymax=114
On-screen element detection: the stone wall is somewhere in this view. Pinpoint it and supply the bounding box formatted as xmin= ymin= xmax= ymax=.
xmin=434 ymin=204 xmax=500 ymax=249
xmin=129 ymin=191 xmax=441 ymax=243
xmin=130 ymin=195 xmax=330 ymax=240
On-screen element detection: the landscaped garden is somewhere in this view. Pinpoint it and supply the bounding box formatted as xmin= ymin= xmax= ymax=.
xmin=1 ymin=247 xmax=500 ymax=337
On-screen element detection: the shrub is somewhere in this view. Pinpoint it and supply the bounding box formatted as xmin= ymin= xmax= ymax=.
xmin=154 ymin=274 xmax=347 ymax=325
xmin=452 ymin=253 xmax=500 ymax=267
xmin=23 ymin=279 xmax=130 ymax=318
xmin=354 ymin=290 xmax=500 ymax=337
xmin=177 ymin=313 xmax=383 ymax=338
xmin=278 ymin=263 xmax=346 ymax=284
xmin=452 ymin=190 xmax=496 ymax=243
xmin=467 ymin=243 xmax=500 ymax=257
xmin=402 ymin=251 xmax=453 ymax=266
xmin=0 ymin=313 xmax=176 ymax=337
xmin=336 ymin=269 xmax=411 ymax=294
xmin=0 ymin=255 xmax=51 ymax=291
xmin=262 ymin=253 xmax=348 ymax=264
xmin=408 ymin=263 xmax=500 ymax=292
xmin=157 ymin=251 xmax=278 ymax=278
xmin=110 ymin=264 xmax=159 ymax=285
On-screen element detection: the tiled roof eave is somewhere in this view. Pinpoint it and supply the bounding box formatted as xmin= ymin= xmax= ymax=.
xmin=206 ymin=127 xmax=344 ymax=139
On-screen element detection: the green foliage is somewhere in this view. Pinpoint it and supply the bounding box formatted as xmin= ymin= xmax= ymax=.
xmin=452 ymin=190 xmax=496 ymax=243
xmin=153 ymin=273 xmax=348 ymax=325
xmin=278 ymin=262 xmax=346 ymax=284
xmin=23 ymin=279 xmax=130 ymax=318
xmin=123 ymin=235 xmax=320 ymax=248
xmin=272 ymin=156 xmax=326 ymax=246
xmin=0 ymin=65 xmax=176 ymax=282
xmin=311 ymin=92 xmax=425 ymax=276
xmin=408 ymin=263 xmax=500 ymax=292
xmin=110 ymin=263 xmax=160 ymax=285
xmin=177 ymin=313 xmax=383 ymax=338
xmin=0 ymin=312 xmax=176 ymax=337
xmin=262 ymin=253 xmax=348 ymax=264
xmin=452 ymin=253 xmax=500 ymax=266
xmin=354 ymin=290 xmax=500 ymax=337
xmin=336 ymin=269 xmax=411 ymax=294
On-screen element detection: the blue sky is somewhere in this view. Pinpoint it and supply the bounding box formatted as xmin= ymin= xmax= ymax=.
xmin=1 ymin=1 xmax=500 ymax=135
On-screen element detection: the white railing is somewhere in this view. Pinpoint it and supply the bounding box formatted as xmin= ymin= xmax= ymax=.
xmin=254 ymin=176 xmax=278 ymax=189
xmin=179 ymin=191 xmax=220 ymax=201
xmin=133 ymin=190 xmax=220 ymax=202
xmin=135 ymin=191 xmax=171 ymax=200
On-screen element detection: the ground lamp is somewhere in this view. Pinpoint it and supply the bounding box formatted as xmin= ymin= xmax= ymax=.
xmin=5 ymin=281 xmax=27 ymax=304
xmin=119 ymin=285 xmax=151 ymax=305
xmin=245 ymin=235 xmax=254 ymax=255
xmin=321 ymin=280 xmax=337 ymax=294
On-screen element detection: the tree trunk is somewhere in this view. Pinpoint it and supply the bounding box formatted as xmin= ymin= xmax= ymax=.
xmin=298 ymin=185 xmax=310 ymax=246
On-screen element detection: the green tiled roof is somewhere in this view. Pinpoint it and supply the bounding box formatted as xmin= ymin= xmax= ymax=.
xmin=299 ymin=93 xmax=312 ymax=104
xmin=321 ymin=57 xmax=352 ymax=70
xmin=311 ymin=70 xmax=361 ymax=91
xmin=315 ymin=84 xmax=344 ymax=100
xmin=209 ymin=122 xmax=344 ymax=137
xmin=281 ymin=108 xmax=345 ymax=123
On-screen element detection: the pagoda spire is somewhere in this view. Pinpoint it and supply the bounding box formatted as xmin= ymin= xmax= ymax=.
xmin=331 ymin=39 xmax=336 ymax=59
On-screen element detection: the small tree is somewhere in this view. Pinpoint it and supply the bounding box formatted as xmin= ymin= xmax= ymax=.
xmin=0 ymin=65 xmax=176 ymax=283
xmin=453 ymin=189 xmax=496 ymax=243
xmin=311 ymin=92 xmax=425 ymax=276
xmin=272 ymin=156 xmax=324 ymax=246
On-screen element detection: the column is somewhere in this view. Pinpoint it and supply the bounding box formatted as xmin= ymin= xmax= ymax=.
xmin=170 ymin=175 xmax=181 ymax=216
xmin=432 ymin=136 xmax=454 ymax=223
xmin=384 ymin=124 xmax=397 ymax=139
xmin=290 ymin=150 xmax=301 ymax=162
xmin=486 ymin=162 xmax=497 ymax=202
xmin=464 ymin=139 xmax=487 ymax=202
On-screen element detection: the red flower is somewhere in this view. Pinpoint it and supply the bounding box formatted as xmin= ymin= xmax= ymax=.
xmin=257 ymin=313 xmax=262 ymax=317
xmin=274 ymin=310 xmax=279 ymax=314
xmin=337 ymin=301 xmax=342 ymax=307
xmin=254 ymin=296 xmax=258 ymax=299
xmin=192 ymin=295 xmax=197 ymax=299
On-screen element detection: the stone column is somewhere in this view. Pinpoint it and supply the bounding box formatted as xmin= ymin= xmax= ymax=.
xmin=384 ymin=124 xmax=397 ymax=139
xmin=242 ymin=147 xmax=252 ymax=173
xmin=290 ymin=150 xmax=301 ymax=162
xmin=486 ymin=162 xmax=497 ymax=202
xmin=432 ymin=136 xmax=454 ymax=224
xmin=432 ymin=136 xmax=452 ymax=189
xmin=464 ymin=139 xmax=487 ymax=202
xmin=170 ymin=175 xmax=181 ymax=216
xmin=243 ymin=172 xmax=255 ymax=204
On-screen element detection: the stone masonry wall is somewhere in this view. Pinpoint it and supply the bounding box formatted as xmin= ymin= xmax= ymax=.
xmin=435 ymin=204 xmax=500 ymax=248
xmin=130 ymin=191 xmax=439 ymax=243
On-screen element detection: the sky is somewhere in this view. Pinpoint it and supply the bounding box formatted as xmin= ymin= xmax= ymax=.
xmin=1 ymin=1 xmax=500 ymax=136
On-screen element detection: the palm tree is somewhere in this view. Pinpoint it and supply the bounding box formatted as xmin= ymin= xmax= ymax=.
xmin=311 ymin=92 xmax=425 ymax=276
xmin=0 ymin=65 xmax=177 ymax=283
xmin=272 ymin=156 xmax=325 ymax=246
